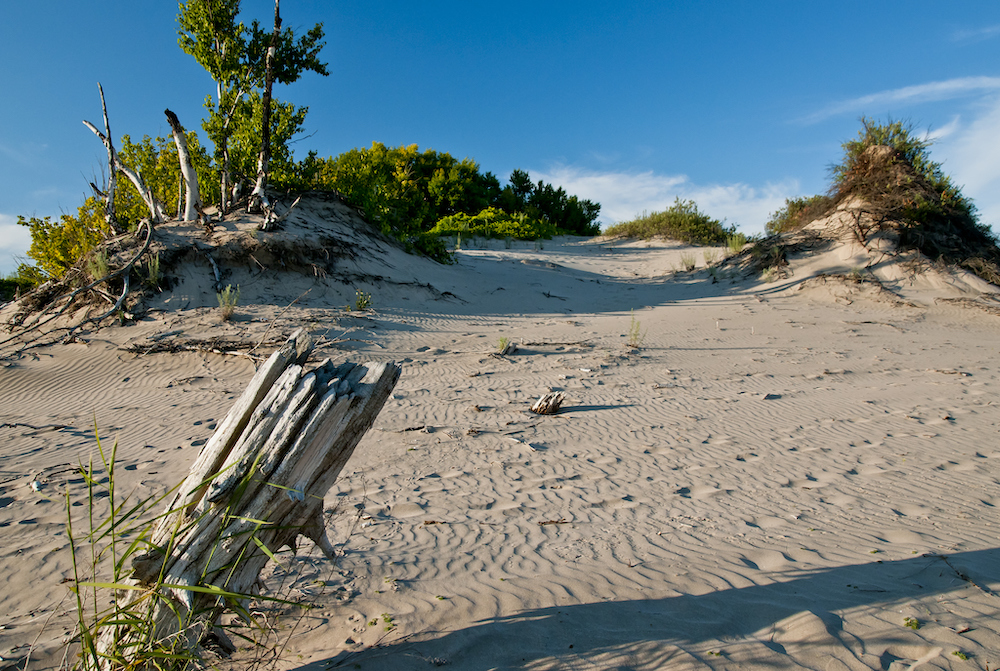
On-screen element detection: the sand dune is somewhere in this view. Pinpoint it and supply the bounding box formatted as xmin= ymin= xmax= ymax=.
xmin=1 ymin=199 xmax=998 ymax=670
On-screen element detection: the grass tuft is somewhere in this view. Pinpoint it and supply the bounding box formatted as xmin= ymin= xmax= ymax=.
xmin=606 ymin=199 xmax=734 ymax=245
xmin=217 ymin=284 xmax=240 ymax=321
xmin=626 ymin=310 xmax=647 ymax=349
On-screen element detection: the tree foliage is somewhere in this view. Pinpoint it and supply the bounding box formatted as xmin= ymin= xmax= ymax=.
xmin=294 ymin=145 xmax=601 ymax=241
xmin=17 ymin=197 xmax=111 ymax=281
xmin=495 ymin=169 xmax=602 ymax=236
xmin=115 ymin=133 xmax=218 ymax=224
xmin=177 ymin=0 xmax=327 ymax=202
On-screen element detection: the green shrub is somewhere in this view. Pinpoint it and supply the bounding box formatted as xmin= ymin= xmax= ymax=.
xmin=428 ymin=207 xmax=558 ymax=241
xmin=17 ymin=197 xmax=112 ymax=282
xmin=217 ymin=284 xmax=240 ymax=321
xmin=765 ymin=195 xmax=834 ymax=235
xmin=0 ymin=274 xmax=33 ymax=301
xmin=605 ymin=198 xmax=734 ymax=245
xmin=406 ymin=231 xmax=455 ymax=264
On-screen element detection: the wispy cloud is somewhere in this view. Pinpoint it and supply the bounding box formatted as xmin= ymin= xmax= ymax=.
xmin=534 ymin=166 xmax=798 ymax=235
xmin=951 ymin=24 xmax=1000 ymax=44
xmin=932 ymin=98 xmax=1000 ymax=232
xmin=802 ymin=77 xmax=1000 ymax=124
xmin=0 ymin=214 xmax=32 ymax=276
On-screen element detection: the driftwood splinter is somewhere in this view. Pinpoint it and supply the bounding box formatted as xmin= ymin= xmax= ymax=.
xmin=95 ymin=329 xmax=400 ymax=668
xmin=530 ymin=391 xmax=566 ymax=415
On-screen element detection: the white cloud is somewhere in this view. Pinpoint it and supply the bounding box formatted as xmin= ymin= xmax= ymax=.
xmin=534 ymin=165 xmax=799 ymax=236
xmin=0 ymin=214 xmax=32 ymax=276
xmin=802 ymin=77 xmax=1000 ymax=124
xmin=952 ymin=24 xmax=1000 ymax=44
xmin=932 ymin=97 xmax=1000 ymax=233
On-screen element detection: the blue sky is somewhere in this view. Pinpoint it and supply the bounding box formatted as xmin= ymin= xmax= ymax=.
xmin=4 ymin=1 xmax=1000 ymax=275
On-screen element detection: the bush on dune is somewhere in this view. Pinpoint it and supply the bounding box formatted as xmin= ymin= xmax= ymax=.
xmin=428 ymin=207 xmax=558 ymax=241
xmin=605 ymin=198 xmax=734 ymax=245
xmin=765 ymin=195 xmax=834 ymax=236
xmin=766 ymin=117 xmax=1000 ymax=284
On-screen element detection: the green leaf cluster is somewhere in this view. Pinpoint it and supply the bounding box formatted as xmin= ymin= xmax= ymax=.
xmin=605 ymin=198 xmax=734 ymax=245
xmin=765 ymin=195 xmax=834 ymax=236
xmin=115 ymin=133 xmax=218 ymax=224
xmin=17 ymin=197 xmax=111 ymax=281
xmin=830 ymin=118 xmax=983 ymax=234
xmin=428 ymin=207 xmax=557 ymax=241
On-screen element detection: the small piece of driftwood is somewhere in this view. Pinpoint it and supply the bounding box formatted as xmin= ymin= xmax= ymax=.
xmin=96 ymin=329 xmax=400 ymax=667
xmin=530 ymin=391 xmax=566 ymax=415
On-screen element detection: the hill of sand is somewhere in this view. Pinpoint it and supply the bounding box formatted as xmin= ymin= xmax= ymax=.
xmin=1 ymin=196 xmax=998 ymax=670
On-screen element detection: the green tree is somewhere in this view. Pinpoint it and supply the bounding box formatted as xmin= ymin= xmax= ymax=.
xmin=177 ymin=0 xmax=327 ymax=209
xmin=495 ymin=170 xmax=601 ymax=236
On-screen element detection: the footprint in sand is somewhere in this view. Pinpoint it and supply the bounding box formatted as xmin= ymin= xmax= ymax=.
xmin=676 ymin=484 xmax=727 ymax=499
xmin=738 ymin=549 xmax=794 ymax=571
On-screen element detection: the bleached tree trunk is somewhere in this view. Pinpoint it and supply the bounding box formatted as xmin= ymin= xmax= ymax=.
xmin=164 ymin=109 xmax=203 ymax=222
xmin=94 ymin=330 xmax=401 ymax=669
xmin=83 ymin=121 xmax=164 ymax=224
xmin=96 ymin=83 xmax=122 ymax=235
xmin=250 ymin=0 xmax=281 ymax=216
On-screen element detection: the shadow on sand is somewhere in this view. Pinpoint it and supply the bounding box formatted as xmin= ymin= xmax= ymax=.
xmin=294 ymin=548 xmax=998 ymax=669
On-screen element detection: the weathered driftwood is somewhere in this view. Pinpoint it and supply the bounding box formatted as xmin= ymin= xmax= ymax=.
xmin=496 ymin=339 xmax=518 ymax=356
xmin=96 ymin=329 xmax=400 ymax=665
xmin=530 ymin=391 xmax=566 ymax=415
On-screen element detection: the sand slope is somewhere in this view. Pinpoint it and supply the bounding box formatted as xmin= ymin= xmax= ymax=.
xmin=1 ymin=201 xmax=998 ymax=670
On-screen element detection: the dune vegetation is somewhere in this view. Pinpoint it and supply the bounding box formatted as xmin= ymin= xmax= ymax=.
xmin=604 ymin=198 xmax=735 ymax=246
xmin=765 ymin=118 xmax=1000 ymax=284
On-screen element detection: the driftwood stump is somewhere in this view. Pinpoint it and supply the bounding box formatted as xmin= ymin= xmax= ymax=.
xmin=530 ymin=391 xmax=566 ymax=415
xmin=96 ymin=329 xmax=400 ymax=667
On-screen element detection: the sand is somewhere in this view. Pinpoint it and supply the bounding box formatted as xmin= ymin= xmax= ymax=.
xmin=1 ymin=200 xmax=998 ymax=670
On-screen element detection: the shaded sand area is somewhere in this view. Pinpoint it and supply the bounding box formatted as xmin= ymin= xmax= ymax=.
xmin=1 ymin=201 xmax=999 ymax=670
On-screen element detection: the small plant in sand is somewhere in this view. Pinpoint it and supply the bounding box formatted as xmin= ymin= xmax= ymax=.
xmin=217 ymin=283 xmax=240 ymax=321
xmin=903 ymin=617 xmax=921 ymax=630
xmin=496 ymin=336 xmax=510 ymax=353
xmin=626 ymin=310 xmax=647 ymax=349
xmin=726 ymin=232 xmax=748 ymax=254
xmin=952 ymin=650 xmax=969 ymax=661
xmin=86 ymin=249 xmax=109 ymax=281
xmin=679 ymin=253 xmax=697 ymax=272
xmin=703 ymin=249 xmax=719 ymax=266
xmin=761 ymin=266 xmax=782 ymax=283
xmin=848 ymin=267 xmax=864 ymax=283
xmin=144 ymin=252 xmax=161 ymax=288
xmin=353 ymin=289 xmax=372 ymax=311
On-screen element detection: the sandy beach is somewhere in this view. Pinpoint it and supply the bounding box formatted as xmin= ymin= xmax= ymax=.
xmin=1 ymin=201 xmax=998 ymax=670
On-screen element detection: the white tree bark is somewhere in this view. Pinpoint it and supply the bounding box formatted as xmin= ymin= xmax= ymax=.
xmin=164 ymin=109 xmax=203 ymax=222
xmin=83 ymin=121 xmax=164 ymax=224
xmin=96 ymin=83 xmax=122 ymax=235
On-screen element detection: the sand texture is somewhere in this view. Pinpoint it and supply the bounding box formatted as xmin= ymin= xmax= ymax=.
xmin=1 ymin=199 xmax=998 ymax=670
